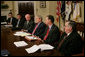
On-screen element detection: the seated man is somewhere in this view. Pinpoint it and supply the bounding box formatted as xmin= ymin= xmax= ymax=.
xmin=32 ymin=15 xmax=46 ymax=37
xmin=22 ymin=14 xmax=35 ymax=33
xmin=7 ymin=13 xmax=17 ymax=27
xmin=14 ymin=14 xmax=25 ymax=30
xmin=38 ymin=15 xmax=60 ymax=47
xmin=57 ymin=20 xmax=83 ymax=56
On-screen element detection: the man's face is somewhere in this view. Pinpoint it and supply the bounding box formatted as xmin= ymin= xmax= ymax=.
xmin=65 ymin=22 xmax=72 ymax=34
xmin=25 ymin=14 xmax=30 ymax=21
xmin=8 ymin=14 xmax=12 ymax=18
xmin=45 ymin=17 xmax=50 ymax=25
xmin=35 ymin=16 xmax=41 ymax=23
xmin=17 ymin=15 xmax=21 ymax=20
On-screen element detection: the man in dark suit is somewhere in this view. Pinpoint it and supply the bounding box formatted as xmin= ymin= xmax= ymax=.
xmin=22 ymin=14 xmax=35 ymax=33
xmin=14 ymin=14 xmax=25 ymax=30
xmin=57 ymin=20 xmax=83 ymax=56
xmin=7 ymin=13 xmax=17 ymax=27
xmin=38 ymin=15 xmax=60 ymax=47
xmin=31 ymin=15 xmax=46 ymax=37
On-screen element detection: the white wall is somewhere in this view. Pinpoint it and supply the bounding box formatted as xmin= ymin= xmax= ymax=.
xmin=1 ymin=1 xmax=84 ymax=31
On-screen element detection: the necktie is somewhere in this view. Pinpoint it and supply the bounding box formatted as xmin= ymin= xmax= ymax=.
xmin=32 ymin=24 xmax=38 ymax=34
xmin=16 ymin=20 xmax=20 ymax=27
xmin=10 ymin=18 xmax=12 ymax=24
xmin=57 ymin=35 xmax=67 ymax=50
xmin=44 ymin=28 xmax=50 ymax=40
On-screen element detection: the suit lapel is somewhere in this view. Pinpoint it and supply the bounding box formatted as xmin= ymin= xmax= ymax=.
xmin=63 ymin=31 xmax=74 ymax=44
xmin=47 ymin=24 xmax=54 ymax=38
xmin=49 ymin=24 xmax=54 ymax=35
xmin=37 ymin=22 xmax=42 ymax=29
xmin=18 ymin=19 xmax=21 ymax=26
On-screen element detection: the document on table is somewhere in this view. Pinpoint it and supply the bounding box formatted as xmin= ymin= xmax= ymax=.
xmin=25 ymin=45 xmax=40 ymax=54
xmin=1 ymin=22 xmax=7 ymax=25
xmin=38 ymin=44 xmax=54 ymax=51
xmin=4 ymin=25 xmax=12 ymax=27
xmin=25 ymin=36 xmax=38 ymax=40
xmin=25 ymin=44 xmax=54 ymax=54
xmin=14 ymin=41 xmax=28 ymax=47
xmin=14 ymin=31 xmax=31 ymax=37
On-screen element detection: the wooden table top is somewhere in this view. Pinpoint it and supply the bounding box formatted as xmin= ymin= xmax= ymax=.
xmin=1 ymin=25 xmax=62 ymax=56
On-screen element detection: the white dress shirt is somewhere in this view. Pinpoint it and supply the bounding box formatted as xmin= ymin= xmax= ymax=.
xmin=10 ymin=18 xmax=13 ymax=24
xmin=16 ymin=19 xmax=20 ymax=27
xmin=48 ymin=24 xmax=53 ymax=31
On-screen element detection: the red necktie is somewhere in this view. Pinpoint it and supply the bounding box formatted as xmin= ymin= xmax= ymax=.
xmin=32 ymin=24 xmax=38 ymax=34
xmin=44 ymin=28 xmax=50 ymax=40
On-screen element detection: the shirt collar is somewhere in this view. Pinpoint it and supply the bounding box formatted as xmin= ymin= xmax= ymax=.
xmin=11 ymin=18 xmax=12 ymax=19
xmin=27 ymin=21 xmax=29 ymax=23
xmin=37 ymin=22 xmax=41 ymax=26
xmin=67 ymin=32 xmax=71 ymax=36
xmin=18 ymin=19 xmax=20 ymax=21
xmin=48 ymin=24 xmax=53 ymax=30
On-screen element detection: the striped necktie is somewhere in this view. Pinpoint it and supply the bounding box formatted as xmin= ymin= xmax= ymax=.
xmin=57 ymin=35 xmax=67 ymax=50
xmin=32 ymin=24 xmax=38 ymax=35
xmin=44 ymin=28 xmax=50 ymax=40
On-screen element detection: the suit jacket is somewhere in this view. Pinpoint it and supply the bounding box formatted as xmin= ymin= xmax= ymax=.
xmin=33 ymin=22 xmax=46 ymax=37
xmin=23 ymin=20 xmax=35 ymax=33
xmin=7 ymin=17 xmax=17 ymax=27
xmin=58 ymin=31 xmax=83 ymax=56
xmin=15 ymin=18 xmax=25 ymax=30
xmin=40 ymin=24 xmax=60 ymax=47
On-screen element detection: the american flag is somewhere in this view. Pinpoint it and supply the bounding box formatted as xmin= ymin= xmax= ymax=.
xmin=56 ymin=1 xmax=61 ymax=22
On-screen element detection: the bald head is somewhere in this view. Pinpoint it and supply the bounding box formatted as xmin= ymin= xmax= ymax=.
xmin=25 ymin=14 xmax=31 ymax=21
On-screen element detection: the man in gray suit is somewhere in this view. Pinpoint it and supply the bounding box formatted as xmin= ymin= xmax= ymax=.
xmin=22 ymin=14 xmax=35 ymax=33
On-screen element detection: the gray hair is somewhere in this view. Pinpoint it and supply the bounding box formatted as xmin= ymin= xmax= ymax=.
xmin=36 ymin=15 xmax=43 ymax=21
xmin=25 ymin=14 xmax=30 ymax=17
xmin=66 ymin=20 xmax=77 ymax=31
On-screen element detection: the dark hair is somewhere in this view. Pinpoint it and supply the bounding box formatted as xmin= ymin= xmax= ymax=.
xmin=67 ymin=20 xmax=77 ymax=31
xmin=47 ymin=15 xmax=54 ymax=23
xmin=9 ymin=13 xmax=12 ymax=15
xmin=17 ymin=14 xmax=22 ymax=16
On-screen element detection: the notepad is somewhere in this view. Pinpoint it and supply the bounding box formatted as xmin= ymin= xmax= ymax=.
xmin=25 ymin=45 xmax=40 ymax=53
xmin=38 ymin=44 xmax=54 ymax=51
xmin=14 ymin=31 xmax=31 ymax=37
xmin=25 ymin=44 xmax=54 ymax=54
xmin=14 ymin=41 xmax=28 ymax=47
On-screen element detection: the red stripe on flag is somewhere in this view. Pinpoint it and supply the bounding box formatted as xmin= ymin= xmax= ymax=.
xmin=56 ymin=1 xmax=61 ymax=22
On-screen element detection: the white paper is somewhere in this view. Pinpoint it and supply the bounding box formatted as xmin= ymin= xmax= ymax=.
xmin=14 ymin=41 xmax=28 ymax=47
xmin=14 ymin=31 xmax=31 ymax=37
xmin=25 ymin=44 xmax=54 ymax=54
xmin=1 ymin=22 xmax=7 ymax=24
xmin=25 ymin=45 xmax=40 ymax=54
xmin=4 ymin=25 xmax=12 ymax=27
xmin=38 ymin=44 xmax=54 ymax=51
xmin=25 ymin=36 xmax=38 ymax=40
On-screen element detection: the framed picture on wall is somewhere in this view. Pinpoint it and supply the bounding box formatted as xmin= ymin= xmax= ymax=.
xmin=40 ymin=1 xmax=46 ymax=8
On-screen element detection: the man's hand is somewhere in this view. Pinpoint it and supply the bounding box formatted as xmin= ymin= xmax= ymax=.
xmin=21 ymin=29 xmax=24 ymax=32
xmin=25 ymin=36 xmax=31 ymax=41
xmin=36 ymin=37 xmax=44 ymax=43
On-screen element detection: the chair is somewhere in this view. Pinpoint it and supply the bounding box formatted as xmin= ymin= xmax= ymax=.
xmin=72 ymin=22 xmax=84 ymax=56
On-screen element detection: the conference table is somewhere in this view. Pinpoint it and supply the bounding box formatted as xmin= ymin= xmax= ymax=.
xmin=1 ymin=25 xmax=62 ymax=56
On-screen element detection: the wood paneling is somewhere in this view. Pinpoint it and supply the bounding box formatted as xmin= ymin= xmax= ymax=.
xmin=18 ymin=1 xmax=34 ymax=20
